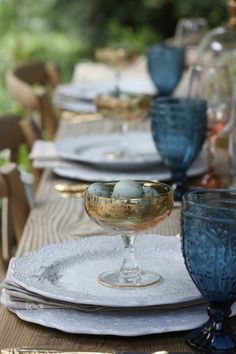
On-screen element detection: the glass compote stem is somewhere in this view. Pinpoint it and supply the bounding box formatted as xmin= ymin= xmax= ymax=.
xmin=108 ymin=120 xmax=129 ymax=160
xmin=99 ymin=234 xmax=154 ymax=287
xmin=120 ymin=235 xmax=139 ymax=278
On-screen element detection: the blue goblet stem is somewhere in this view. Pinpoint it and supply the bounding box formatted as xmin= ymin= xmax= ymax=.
xmin=171 ymin=169 xmax=188 ymax=201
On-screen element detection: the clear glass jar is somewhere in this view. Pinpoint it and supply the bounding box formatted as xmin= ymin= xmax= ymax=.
xmin=196 ymin=0 xmax=236 ymax=79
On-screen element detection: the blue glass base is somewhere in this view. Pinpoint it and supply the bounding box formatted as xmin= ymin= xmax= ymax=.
xmin=185 ymin=319 xmax=236 ymax=353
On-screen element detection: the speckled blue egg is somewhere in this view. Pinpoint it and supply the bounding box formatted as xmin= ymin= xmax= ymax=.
xmin=112 ymin=180 xmax=143 ymax=199
xmin=143 ymin=186 xmax=160 ymax=197
xmin=87 ymin=182 xmax=110 ymax=197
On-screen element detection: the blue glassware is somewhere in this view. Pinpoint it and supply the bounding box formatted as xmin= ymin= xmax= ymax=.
xmin=181 ymin=189 xmax=236 ymax=353
xmin=151 ymin=97 xmax=207 ymax=200
xmin=147 ymin=45 xmax=185 ymax=96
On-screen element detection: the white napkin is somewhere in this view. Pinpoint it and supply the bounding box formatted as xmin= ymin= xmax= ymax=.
xmin=30 ymin=140 xmax=76 ymax=169
xmin=72 ymin=58 xmax=157 ymax=96
xmin=54 ymin=98 xmax=97 ymax=114
xmin=30 ymin=140 xmax=58 ymax=160
xmin=1 ymin=259 xmax=114 ymax=312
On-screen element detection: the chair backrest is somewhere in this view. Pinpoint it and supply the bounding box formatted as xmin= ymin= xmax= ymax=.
xmin=0 ymin=114 xmax=25 ymax=162
xmin=0 ymin=114 xmax=40 ymax=261
xmin=0 ymin=113 xmax=42 ymax=188
xmin=6 ymin=60 xmax=60 ymax=139
xmin=0 ymin=163 xmax=30 ymax=262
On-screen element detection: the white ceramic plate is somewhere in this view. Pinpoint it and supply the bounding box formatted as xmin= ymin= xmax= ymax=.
xmin=53 ymin=149 xmax=207 ymax=182
xmin=10 ymin=303 xmax=236 ymax=336
xmin=11 ymin=236 xmax=202 ymax=308
xmin=55 ymin=132 xmax=162 ymax=170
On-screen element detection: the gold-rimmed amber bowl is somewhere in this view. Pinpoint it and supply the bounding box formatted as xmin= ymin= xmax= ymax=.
xmin=95 ymin=92 xmax=152 ymax=123
xmin=95 ymin=47 xmax=139 ymax=67
xmin=84 ymin=181 xmax=173 ymax=288
xmin=84 ymin=181 xmax=173 ymax=233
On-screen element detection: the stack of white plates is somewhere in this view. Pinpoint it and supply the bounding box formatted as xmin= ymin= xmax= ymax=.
xmin=3 ymin=235 xmax=235 ymax=335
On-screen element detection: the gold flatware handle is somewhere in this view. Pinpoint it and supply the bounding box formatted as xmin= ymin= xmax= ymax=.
xmin=1 ymin=350 xmax=112 ymax=354
xmin=1 ymin=350 xmax=177 ymax=354
xmin=55 ymin=183 xmax=89 ymax=194
xmin=62 ymin=112 xmax=103 ymax=123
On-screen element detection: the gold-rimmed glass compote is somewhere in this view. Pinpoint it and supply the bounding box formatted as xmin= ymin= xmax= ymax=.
xmin=95 ymin=92 xmax=152 ymax=160
xmin=84 ymin=181 xmax=173 ymax=288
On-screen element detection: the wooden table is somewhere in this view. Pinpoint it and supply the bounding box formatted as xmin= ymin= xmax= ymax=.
xmin=0 ymin=118 xmax=235 ymax=351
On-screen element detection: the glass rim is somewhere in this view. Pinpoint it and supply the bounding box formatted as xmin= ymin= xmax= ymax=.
xmin=182 ymin=208 xmax=236 ymax=224
xmin=182 ymin=188 xmax=236 ymax=212
xmin=147 ymin=44 xmax=185 ymax=52
xmin=152 ymin=97 xmax=207 ymax=106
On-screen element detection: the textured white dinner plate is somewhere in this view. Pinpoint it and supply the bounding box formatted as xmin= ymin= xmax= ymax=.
xmin=11 ymin=303 xmax=236 ymax=336
xmin=11 ymin=236 xmax=202 ymax=308
xmin=55 ymin=132 xmax=161 ymax=170
xmin=53 ymin=148 xmax=207 ymax=181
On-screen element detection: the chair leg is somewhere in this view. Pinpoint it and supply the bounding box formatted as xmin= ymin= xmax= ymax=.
xmin=32 ymin=167 xmax=43 ymax=191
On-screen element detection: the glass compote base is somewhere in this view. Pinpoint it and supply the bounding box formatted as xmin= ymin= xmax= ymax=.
xmin=84 ymin=181 xmax=173 ymax=288
xmin=98 ymin=235 xmax=162 ymax=288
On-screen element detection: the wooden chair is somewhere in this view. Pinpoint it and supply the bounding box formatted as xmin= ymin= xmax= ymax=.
xmin=0 ymin=163 xmax=30 ymax=262
xmin=0 ymin=113 xmax=42 ymax=190
xmin=0 ymin=114 xmax=40 ymax=262
xmin=6 ymin=60 xmax=60 ymax=139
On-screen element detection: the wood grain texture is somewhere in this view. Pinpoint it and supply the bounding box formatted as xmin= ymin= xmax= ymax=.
xmin=0 ymin=118 xmax=233 ymax=351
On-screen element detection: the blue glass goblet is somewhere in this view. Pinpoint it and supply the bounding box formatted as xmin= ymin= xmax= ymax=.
xmin=147 ymin=45 xmax=185 ymax=96
xmin=181 ymin=189 xmax=236 ymax=353
xmin=151 ymin=97 xmax=207 ymax=201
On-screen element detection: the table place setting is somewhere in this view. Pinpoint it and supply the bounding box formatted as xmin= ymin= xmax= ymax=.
xmin=30 ymin=131 xmax=208 ymax=183
xmin=53 ymin=59 xmax=156 ymax=115
xmin=1 ymin=178 xmax=236 ymax=354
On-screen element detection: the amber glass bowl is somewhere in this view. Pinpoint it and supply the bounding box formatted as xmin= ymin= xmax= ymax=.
xmin=95 ymin=47 xmax=138 ymax=67
xmin=95 ymin=92 xmax=152 ymax=123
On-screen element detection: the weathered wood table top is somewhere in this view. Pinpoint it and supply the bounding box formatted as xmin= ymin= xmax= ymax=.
xmin=0 ymin=118 xmax=235 ymax=351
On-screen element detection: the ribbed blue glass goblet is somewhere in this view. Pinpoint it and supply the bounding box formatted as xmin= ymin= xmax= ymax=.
xmin=151 ymin=97 xmax=207 ymax=200
xmin=181 ymin=189 xmax=236 ymax=353
xmin=147 ymin=45 xmax=185 ymax=96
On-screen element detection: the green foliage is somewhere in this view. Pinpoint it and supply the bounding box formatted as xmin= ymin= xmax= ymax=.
xmin=0 ymin=0 xmax=229 ymax=168
xmin=0 ymin=0 xmax=229 ymax=114
xmin=107 ymin=22 xmax=160 ymax=53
